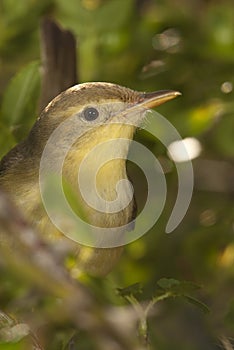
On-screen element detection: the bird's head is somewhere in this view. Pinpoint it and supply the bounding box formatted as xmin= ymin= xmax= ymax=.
xmin=34 ymin=82 xmax=180 ymax=157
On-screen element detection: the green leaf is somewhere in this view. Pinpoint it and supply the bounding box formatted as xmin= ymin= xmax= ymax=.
xmin=183 ymin=295 xmax=210 ymax=314
xmin=156 ymin=278 xmax=209 ymax=313
xmin=0 ymin=342 xmax=28 ymax=350
xmin=1 ymin=1 xmax=34 ymax=22
xmin=116 ymin=283 xmax=143 ymax=298
xmin=0 ymin=123 xmax=16 ymax=158
xmin=224 ymin=299 xmax=234 ymax=328
xmin=157 ymin=278 xmax=200 ymax=295
xmin=55 ymin=0 xmax=134 ymax=34
xmin=157 ymin=278 xmax=180 ymax=291
xmin=212 ymin=113 xmax=234 ymax=157
xmin=0 ymin=61 xmax=41 ymax=140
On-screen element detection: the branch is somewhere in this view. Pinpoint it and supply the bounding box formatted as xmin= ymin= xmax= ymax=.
xmin=0 ymin=189 xmax=142 ymax=349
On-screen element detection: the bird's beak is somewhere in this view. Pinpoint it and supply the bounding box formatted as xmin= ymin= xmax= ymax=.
xmin=137 ymin=90 xmax=181 ymax=109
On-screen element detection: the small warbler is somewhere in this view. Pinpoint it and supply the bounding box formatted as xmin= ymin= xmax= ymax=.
xmin=0 ymin=82 xmax=180 ymax=277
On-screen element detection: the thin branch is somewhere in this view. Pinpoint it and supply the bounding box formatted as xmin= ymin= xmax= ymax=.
xmin=0 ymin=189 xmax=143 ymax=349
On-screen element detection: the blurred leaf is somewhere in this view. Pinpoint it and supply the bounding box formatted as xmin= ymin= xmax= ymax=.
xmin=225 ymin=299 xmax=234 ymax=328
xmin=1 ymin=61 xmax=41 ymax=140
xmin=0 ymin=324 xmax=30 ymax=343
xmin=157 ymin=278 xmax=200 ymax=294
xmin=183 ymin=295 xmax=210 ymax=314
xmin=156 ymin=279 xmax=209 ymax=313
xmin=186 ymin=101 xmax=223 ymax=135
xmin=0 ymin=123 xmax=16 ymax=158
xmin=55 ymin=0 xmax=134 ymax=34
xmin=0 ymin=342 xmax=29 ymax=350
xmin=157 ymin=278 xmax=180 ymax=290
xmin=1 ymin=1 xmax=35 ymax=22
xmin=0 ymin=0 xmax=51 ymax=54
xmin=212 ymin=113 xmax=234 ymax=157
xmin=0 ymin=312 xmax=32 ymax=349
xmin=116 ymin=282 xmax=143 ymax=299
xmin=204 ymin=3 xmax=234 ymax=60
xmin=55 ymin=0 xmax=135 ymax=81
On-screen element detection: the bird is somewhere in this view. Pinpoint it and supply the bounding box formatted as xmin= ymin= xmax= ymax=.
xmin=0 ymin=82 xmax=180 ymax=277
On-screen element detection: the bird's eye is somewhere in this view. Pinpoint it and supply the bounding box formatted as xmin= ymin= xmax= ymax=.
xmin=83 ymin=107 xmax=99 ymax=121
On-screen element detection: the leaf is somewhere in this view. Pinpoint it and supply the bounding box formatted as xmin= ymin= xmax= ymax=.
xmin=212 ymin=113 xmax=234 ymax=157
xmin=157 ymin=278 xmax=180 ymax=290
xmin=0 ymin=123 xmax=16 ymax=158
xmin=0 ymin=61 xmax=41 ymax=140
xmin=55 ymin=0 xmax=134 ymax=34
xmin=0 ymin=323 xmax=30 ymax=343
xmin=116 ymin=283 xmax=143 ymax=298
xmin=183 ymin=296 xmax=210 ymax=314
xmin=157 ymin=278 xmax=200 ymax=294
xmin=225 ymin=300 xmax=234 ymax=328
xmin=156 ymin=278 xmax=209 ymax=313
xmin=186 ymin=101 xmax=222 ymax=136
xmin=0 ymin=312 xmax=30 ymax=345
xmin=0 ymin=0 xmax=51 ymax=42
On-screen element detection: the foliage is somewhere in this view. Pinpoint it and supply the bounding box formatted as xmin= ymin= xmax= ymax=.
xmin=0 ymin=0 xmax=234 ymax=349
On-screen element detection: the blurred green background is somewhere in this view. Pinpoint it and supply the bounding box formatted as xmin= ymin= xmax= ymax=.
xmin=0 ymin=0 xmax=234 ymax=349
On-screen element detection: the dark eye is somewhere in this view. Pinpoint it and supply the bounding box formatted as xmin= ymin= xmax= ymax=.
xmin=83 ymin=107 xmax=99 ymax=121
